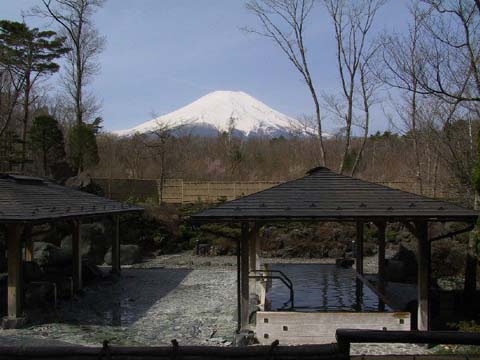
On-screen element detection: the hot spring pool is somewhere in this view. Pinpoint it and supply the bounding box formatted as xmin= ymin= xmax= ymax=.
xmin=266 ymin=263 xmax=392 ymax=312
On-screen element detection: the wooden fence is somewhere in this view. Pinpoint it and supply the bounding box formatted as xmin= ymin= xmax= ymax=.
xmin=93 ymin=178 xmax=282 ymax=204
xmin=0 ymin=330 xmax=479 ymax=359
xmin=93 ymin=178 xmax=465 ymax=205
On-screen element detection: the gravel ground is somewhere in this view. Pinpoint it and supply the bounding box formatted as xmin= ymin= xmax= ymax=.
xmin=0 ymin=252 xmax=432 ymax=355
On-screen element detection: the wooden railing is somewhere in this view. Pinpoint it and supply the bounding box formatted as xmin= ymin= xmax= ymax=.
xmin=336 ymin=329 xmax=480 ymax=356
xmin=0 ymin=330 xmax=479 ymax=359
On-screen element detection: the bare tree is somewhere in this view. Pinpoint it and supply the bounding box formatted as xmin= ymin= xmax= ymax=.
xmin=416 ymin=0 xmax=480 ymax=296
xmin=143 ymin=116 xmax=191 ymax=205
xmin=350 ymin=57 xmax=380 ymax=176
xmin=324 ymin=0 xmax=385 ymax=174
xmin=245 ymin=0 xmax=327 ymax=166
xmin=379 ymin=2 xmax=428 ymax=193
xmin=415 ymin=0 xmax=480 ymax=104
xmin=33 ymin=0 xmax=106 ymax=126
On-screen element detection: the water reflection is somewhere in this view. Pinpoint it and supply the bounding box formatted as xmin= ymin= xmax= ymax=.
xmin=267 ymin=264 xmax=391 ymax=312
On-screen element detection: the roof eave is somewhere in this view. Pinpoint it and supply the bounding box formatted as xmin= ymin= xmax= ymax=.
xmin=0 ymin=207 xmax=144 ymax=224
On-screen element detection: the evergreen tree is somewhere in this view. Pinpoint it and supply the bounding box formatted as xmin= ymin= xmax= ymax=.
xmin=0 ymin=20 xmax=68 ymax=170
xmin=69 ymin=122 xmax=99 ymax=173
xmin=30 ymin=115 xmax=66 ymax=176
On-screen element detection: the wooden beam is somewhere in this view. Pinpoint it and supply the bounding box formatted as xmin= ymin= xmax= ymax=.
xmin=112 ymin=216 xmax=121 ymax=274
xmin=416 ymin=221 xmax=430 ymax=331
xmin=24 ymin=225 xmax=33 ymax=262
xmin=71 ymin=220 xmax=82 ymax=292
xmin=7 ymin=224 xmax=23 ymax=319
xmin=240 ymin=222 xmax=250 ymax=332
xmin=356 ymin=221 xmax=364 ymax=275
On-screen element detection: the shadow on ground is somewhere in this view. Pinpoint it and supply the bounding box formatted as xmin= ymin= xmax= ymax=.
xmin=58 ymin=268 xmax=191 ymax=327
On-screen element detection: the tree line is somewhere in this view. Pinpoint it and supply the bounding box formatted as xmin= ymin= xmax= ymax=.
xmin=2 ymin=0 xmax=480 ymax=208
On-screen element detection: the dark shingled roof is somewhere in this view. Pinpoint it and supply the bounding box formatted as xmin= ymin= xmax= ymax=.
xmin=0 ymin=174 xmax=142 ymax=223
xmin=191 ymin=167 xmax=478 ymax=223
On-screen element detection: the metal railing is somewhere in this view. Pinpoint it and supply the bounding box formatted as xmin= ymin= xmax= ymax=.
xmin=249 ymin=269 xmax=295 ymax=310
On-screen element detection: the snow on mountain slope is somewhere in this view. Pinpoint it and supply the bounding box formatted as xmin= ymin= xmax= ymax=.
xmin=113 ymin=90 xmax=313 ymax=137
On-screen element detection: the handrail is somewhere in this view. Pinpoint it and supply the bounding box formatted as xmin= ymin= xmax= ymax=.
xmin=335 ymin=329 xmax=480 ymax=355
xmin=249 ymin=269 xmax=293 ymax=289
xmin=248 ymin=275 xmax=294 ymax=310
xmin=249 ymin=270 xmax=295 ymax=310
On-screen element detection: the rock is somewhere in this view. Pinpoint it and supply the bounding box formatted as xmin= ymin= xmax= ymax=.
xmin=33 ymin=242 xmax=71 ymax=268
xmin=104 ymin=244 xmax=142 ymax=265
xmin=385 ymin=245 xmax=418 ymax=282
xmin=65 ymin=172 xmax=104 ymax=195
xmin=61 ymin=223 xmax=109 ymax=265
xmin=336 ymin=258 xmax=354 ymax=268
xmin=31 ymin=224 xmax=53 ymax=243
xmin=328 ymin=247 xmax=345 ymax=258
xmin=65 ymin=172 xmax=92 ymax=189
xmin=363 ymin=242 xmax=377 ymax=256
xmin=385 ymin=260 xmax=407 ymax=282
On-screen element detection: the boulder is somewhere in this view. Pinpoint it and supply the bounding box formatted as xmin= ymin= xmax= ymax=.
xmin=328 ymin=247 xmax=345 ymax=258
xmin=61 ymin=223 xmax=109 ymax=265
xmin=65 ymin=172 xmax=104 ymax=195
xmin=385 ymin=259 xmax=408 ymax=282
xmin=386 ymin=245 xmax=418 ymax=282
xmin=33 ymin=242 xmax=71 ymax=268
xmin=65 ymin=172 xmax=92 ymax=189
xmin=104 ymin=244 xmax=142 ymax=265
xmin=31 ymin=224 xmax=53 ymax=243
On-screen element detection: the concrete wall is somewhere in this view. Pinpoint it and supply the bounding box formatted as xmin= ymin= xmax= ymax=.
xmin=256 ymin=311 xmax=411 ymax=345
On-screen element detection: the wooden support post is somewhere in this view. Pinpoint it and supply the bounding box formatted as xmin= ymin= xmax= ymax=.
xmin=236 ymin=238 xmax=241 ymax=333
xmin=416 ymin=221 xmax=430 ymax=331
xmin=24 ymin=225 xmax=33 ymax=262
xmin=7 ymin=224 xmax=23 ymax=320
xmin=249 ymin=223 xmax=260 ymax=297
xmin=240 ymin=222 xmax=250 ymax=333
xmin=71 ymin=220 xmax=82 ymax=292
xmin=377 ymin=222 xmax=386 ymax=289
xmin=356 ymin=221 xmax=364 ymax=275
xmin=377 ymin=222 xmax=386 ymax=312
xmin=464 ymin=231 xmax=477 ymax=301
xmin=112 ymin=216 xmax=121 ymax=274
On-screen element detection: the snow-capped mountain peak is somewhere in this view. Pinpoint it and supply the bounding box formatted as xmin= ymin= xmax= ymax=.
xmin=113 ymin=90 xmax=308 ymax=138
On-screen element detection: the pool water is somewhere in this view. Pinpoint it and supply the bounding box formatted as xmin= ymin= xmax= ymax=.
xmin=266 ymin=264 xmax=392 ymax=312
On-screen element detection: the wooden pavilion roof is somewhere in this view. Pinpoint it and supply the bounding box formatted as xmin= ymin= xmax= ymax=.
xmin=191 ymin=167 xmax=478 ymax=223
xmin=0 ymin=174 xmax=142 ymax=223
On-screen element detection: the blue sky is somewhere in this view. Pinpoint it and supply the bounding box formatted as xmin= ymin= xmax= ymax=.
xmin=3 ymin=0 xmax=410 ymax=133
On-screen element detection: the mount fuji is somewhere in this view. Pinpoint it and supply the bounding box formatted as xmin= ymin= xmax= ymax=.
xmin=113 ymin=90 xmax=314 ymax=138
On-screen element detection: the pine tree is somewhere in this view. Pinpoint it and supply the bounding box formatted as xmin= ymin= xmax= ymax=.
xmin=0 ymin=20 xmax=68 ymax=170
xmin=30 ymin=115 xmax=66 ymax=176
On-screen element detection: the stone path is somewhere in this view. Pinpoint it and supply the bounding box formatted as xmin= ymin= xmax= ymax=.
xmin=0 ymin=267 xmax=236 ymax=347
